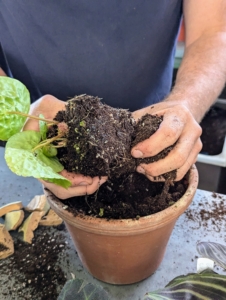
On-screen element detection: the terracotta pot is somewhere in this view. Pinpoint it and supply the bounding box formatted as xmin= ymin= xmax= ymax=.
xmin=44 ymin=165 xmax=198 ymax=284
xmin=178 ymin=19 xmax=185 ymax=42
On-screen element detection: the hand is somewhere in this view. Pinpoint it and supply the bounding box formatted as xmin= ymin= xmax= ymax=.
xmin=131 ymin=101 xmax=202 ymax=181
xmin=23 ymin=94 xmax=107 ymax=199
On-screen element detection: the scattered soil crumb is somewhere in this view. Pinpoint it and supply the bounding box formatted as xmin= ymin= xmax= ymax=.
xmin=212 ymin=192 xmax=217 ymax=198
xmin=185 ymin=194 xmax=226 ymax=232
xmin=0 ymin=225 xmax=68 ymax=300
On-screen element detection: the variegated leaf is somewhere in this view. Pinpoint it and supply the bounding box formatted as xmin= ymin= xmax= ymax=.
xmin=144 ymin=270 xmax=226 ymax=300
xmin=197 ymin=242 xmax=226 ymax=270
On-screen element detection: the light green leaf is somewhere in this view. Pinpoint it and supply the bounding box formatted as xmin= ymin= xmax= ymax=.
xmin=42 ymin=144 xmax=58 ymax=158
xmin=58 ymin=279 xmax=110 ymax=300
xmin=37 ymin=149 xmax=63 ymax=173
xmin=144 ymin=270 xmax=226 ymax=300
xmin=197 ymin=242 xmax=226 ymax=270
xmin=79 ymin=120 xmax=86 ymax=127
xmin=39 ymin=114 xmax=48 ymax=140
xmin=0 ymin=77 xmax=30 ymax=140
xmin=5 ymin=131 xmax=71 ymax=188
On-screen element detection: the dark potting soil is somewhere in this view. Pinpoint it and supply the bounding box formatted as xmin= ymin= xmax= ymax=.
xmin=0 ymin=225 xmax=68 ymax=300
xmin=47 ymin=95 xmax=188 ymax=219
xmin=63 ymin=172 xmax=189 ymax=219
xmin=52 ymin=95 xmax=175 ymax=180
xmin=200 ymin=106 xmax=226 ymax=155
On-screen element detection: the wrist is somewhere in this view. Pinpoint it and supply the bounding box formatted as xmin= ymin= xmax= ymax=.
xmin=164 ymin=91 xmax=205 ymax=123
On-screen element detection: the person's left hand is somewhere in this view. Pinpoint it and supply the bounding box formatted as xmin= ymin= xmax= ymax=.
xmin=131 ymin=100 xmax=202 ymax=181
xmin=23 ymin=94 xmax=107 ymax=199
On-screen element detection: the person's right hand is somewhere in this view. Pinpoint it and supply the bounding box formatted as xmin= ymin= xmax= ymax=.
xmin=23 ymin=94 xmax=107 ymax=199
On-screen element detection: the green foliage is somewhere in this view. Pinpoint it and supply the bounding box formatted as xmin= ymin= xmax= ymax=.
xmin=99 ymin=208 xmax=104 ymax=217
xmin=197 ymin=242 xmax=226 ymax=270
xmin=36 ymin=149 xmax=62 ymax=172
xmin=145 ymin=241 xmax=226 ymax=300
xmin=5 ymin=131 xmax=71 ymax=188
xmin=79 ymin=120 xmax=86 ymax=127
xmin=39 ymin=114 xmax=48 ymax=140
xmin=144 ymin=270 xmax=226 ymax=300
xmin=42 ymin=144 xmax=58 ymax=158
xmin=0 ymin=78 xmax=71 ymax=188
xmin=57 ymin=278 xmax=110 ymax=300
xmin=0 ymin=77 xmax=30 ymax=140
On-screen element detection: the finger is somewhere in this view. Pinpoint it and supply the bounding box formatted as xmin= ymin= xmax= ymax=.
xmin=40 ymin=176 xmax=107 ymax=199
xmin=131 ymin=111 xmax=186 ymax=158
xmin=137 ymin=138 xmax=202 ymax=178
xmin=140 ymin=140 xmax=202 ymax=181
xmin=145 ymin=154 xmax=198 ymax=182
xmin=23 ymin=95 xmax=66 ymax=131
xmin=173 ymin=154 xmax=198 ymax=181
xmin=59 ymin=170 xmax=93 ymax=186
xmin=23 ymin=118 xmax=40 ymax=131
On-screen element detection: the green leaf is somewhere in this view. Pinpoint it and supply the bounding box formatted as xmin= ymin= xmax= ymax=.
xmin=58 ymin=278 xmax=110 ymax=300
xmin=42 ymin=144 xmax=58 ymax=158
xmin=0 ymin=77 xmax=30 ymax=140
xmin=37 ymin=149 xmax=63 ymax=173
xmin=99 ymin=208 xmax=104 ymax=217
xmin=144 ymin=270 xmax=226 ymax=300
xmin=5 ymin=131 xmax=71 ymax=188
xmin=39 ymin=114 xmax=48 ymax=140
xmin=197 ymin=242 xmax=226 ymax=270
xmin=79 ymin=120 xmax=86 ymax=127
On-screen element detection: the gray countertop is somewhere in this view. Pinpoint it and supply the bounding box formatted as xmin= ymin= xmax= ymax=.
xmin=0 ymin=146 xmax=225 ymax=300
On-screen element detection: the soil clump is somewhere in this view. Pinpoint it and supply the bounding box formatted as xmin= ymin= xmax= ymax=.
xmin=51 ymin=95 xmax=174 ymax=179
xmin=48 ymin=95 xmax=186 ymax=219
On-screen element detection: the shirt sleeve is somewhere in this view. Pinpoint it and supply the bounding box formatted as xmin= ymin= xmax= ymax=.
xmin=0 ymin=42 xmax=13 ymax=77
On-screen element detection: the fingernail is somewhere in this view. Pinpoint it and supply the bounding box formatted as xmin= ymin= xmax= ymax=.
xmin=132 ymin=150 xmax=143 ymax=158
xmin=78 ymin=181 xmax=89 ymax=186
xmin=137 ymin=166 xmax=145 ymax=174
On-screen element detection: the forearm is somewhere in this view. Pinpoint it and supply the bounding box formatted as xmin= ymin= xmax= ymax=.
xmin=166 ymin=31 xmax=226 ymax=123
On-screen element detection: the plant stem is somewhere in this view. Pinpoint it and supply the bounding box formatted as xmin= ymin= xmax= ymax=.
xmin=52 ymin=143 xmax=67 ymax=148
xmin=32 ymin=135 xmax=65 ymax=152
xmin=7 ymin=111 xmax=58 ymax=124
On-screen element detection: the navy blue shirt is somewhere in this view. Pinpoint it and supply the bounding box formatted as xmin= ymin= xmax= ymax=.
xmin=0 ymin=0 xmax=182 ymax=110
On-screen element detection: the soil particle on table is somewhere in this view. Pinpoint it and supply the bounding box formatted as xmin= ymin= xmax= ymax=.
xmin=185 ymin=193 xmax=226 ymax=232
xmin=0 ymin=225 xmax=68 ymax=300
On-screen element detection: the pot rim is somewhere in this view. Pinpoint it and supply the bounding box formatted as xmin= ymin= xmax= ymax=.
xmin=44 ymin=165 xmax=198 ymax=235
